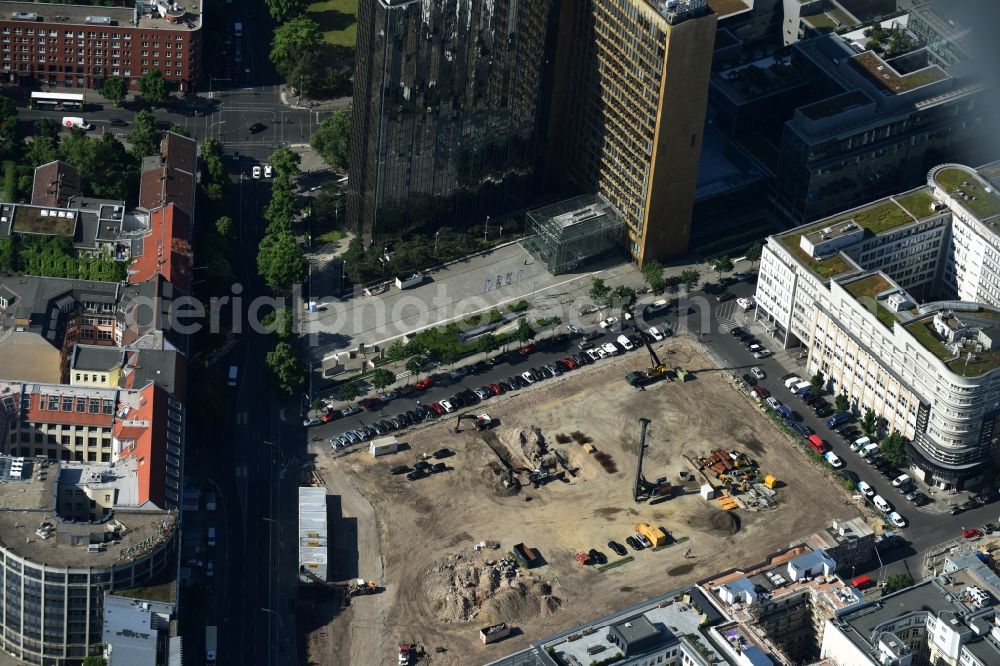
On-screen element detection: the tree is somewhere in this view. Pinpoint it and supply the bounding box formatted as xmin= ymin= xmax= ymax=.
xmin=745 ymin=242 xmax=763 ymax=268
xmin=880 ymin=431 xmax=908 ymax=468
xmin=264 ymin=185 xmax=297 ymax=232
xmin=371 ymin=368 xmax=397 ymax=393
xmin=810 ymin=371 xmax=825 ymax=397
xmin=127 ymin=109 xmax=159 ymax=157
xmin=268 ymin=146 xmax=301 ymax=179
xmin=257 ymin=232 xmax=308 ymax=291
xmin=405 ymin=356 xmax=423 ymax=378
xmin=386 ymin=340 xmax=408 ymax=362
xmin=476 ymin=333 xmax=500 ymax=357
xmin=215 ymin=216 xmax=234 ymax=239
xmin=168 ymin=124 xmax=191 ymax=138
xmin=82 ymin=657 xmax=107 ymax=666
xmin=679 ymin=270 xmax=700 ymax=290
xmin=612 ymin=285 xmax=637 ymax=311
xmin=310 ymin=110 xmax=351 ymax=170
xmin=641 ymin=259 xmax=667 ymax=295
xmin=711 ymin=255 xmax=734 ymax=279
xmin=335 ymin=382 xmax=358 ymax=403
xmin=137 ymin=68 xmax=169 ymax=106
xmin=883 ymin=573 xmax=914 ymax=595
xmin=270 ymin=17 xmax=323 ymax=81
xmin=836 ymin=392 xmax=850 ymax=413
xmin=439 ymin=346 xmax=463 ymax=368
xmin=589 ymin=277 xmax=612 ymax=307
xmin=262 ymin=307 xmax=294 ymax=339
xmin=265 ymin=0 xmax=306 ymax=22
xmin=100 ymin=76 xmax=128 ymax=107
xmin=265 ymin=342 xmax=304 ymax=395
xmin=515 ymin=318 xmax=535 ymax=344
xmin=861 ymin=408 xmax=878 ymax=436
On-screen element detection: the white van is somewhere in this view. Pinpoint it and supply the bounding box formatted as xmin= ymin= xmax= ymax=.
xmin=645 ymin=299 xmax=670 ymax=314
xmin=824 ymin=451 xmax=844 ymax=468
xmin=872 ymin=495 xmax=892 ymax=513
xmin=784 ymin=376 xmax=803 ymax=389
xmin=207 ymin=527 xmax=216 ymax=547
xmin=860 ymin=442 xmax=880 ymax=458
xmin=892 ymin=473 xmax=911 ymax=488
xmin=228 ymin=366 xmax=238 ymax=387
xmin=61 ymin=116 xmax=92 ymax=130
xmin=851 ymin=436 xmax=871 ymax=452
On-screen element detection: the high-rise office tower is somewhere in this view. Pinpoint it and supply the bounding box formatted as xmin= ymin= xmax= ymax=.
xmin=348 ymin=0 xmax=717 ymax=267
xmin=347 ymin=0 xmax=560 ymax=242
xmin=549 ymin=0 xmax=717 ymax=264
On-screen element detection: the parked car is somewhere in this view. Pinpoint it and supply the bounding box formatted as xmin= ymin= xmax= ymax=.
xmin=440 ymin=399 xmax=455 ymax=413
xmin=406 ymin=470 xmax=427 ymax=481
xmin=390 ymin=465 xmax=409 ymax=475
xmin=414 ymin=378 xmax=433 ymax=390
xmin=474 ymin=387 xmax=491 ymax=400
xmin=715 ymin=292 xmax=734 ymax=302
xmin=625 ymin=535 xmax=643 ymax=551
xmin=730 ymin=326 xmax=746 ymax=338
xmin=431 ymin=462 xmax=447 ymax=473
xmin=963 ymin=528 xmax=984 ymax=539
xmin=616 ymin=334 xmax=634 ymax=351
xmin=608 ymin=541 xmax=628 ymax=557
xmin=635 ymin=533 xmax=653 ymax=548
xmin=887 ymin=512 xmax=907 ymax=528
xmin=519 ymin=344 xmax=537 ymax=355
xmin=751 ymin=366 xmax=766 ymax=380
xmin=340 ymin=406 xmax=362 ymax=417
xmin=857 ymin=481 xmax=875 ymax=498
xmin=302 ymin=417 xmax=322 ymax=427
xmin=588 ymin=548 xmax=607 ymax=565
xmin=521 ymin=371 xmax=537 ymax=384
xmin=599 ymin=317 xmax=618 ymax=329
xmin=602 ymin=342 xmax=619 ymax=356
xmin=765 ymin=397 xmax=782 ymax=411
xmin=432 ymin=448 xmax=452 ymax=459
xmin=838 ymin=469 xmax=860 ymax=484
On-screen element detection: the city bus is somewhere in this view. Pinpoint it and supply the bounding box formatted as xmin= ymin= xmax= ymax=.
xmin=29 ymin=92 xmax=84 ymax=111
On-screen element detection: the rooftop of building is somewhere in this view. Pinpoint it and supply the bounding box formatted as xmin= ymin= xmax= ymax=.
xmin=843 ymin=273 xmax=900 ymax=329
xmin=72 ymin=344 xmax=124 ymax=372
xmin=551 ymin=589 xmax=724 ymax=665
xmin=794 ymin=517 xmax=876 ymax=553
xmin=0 ymin=0 xmax=202 ymax=32
xmin=0 ymin=455 xmax=176 ymax=568
xmin=103 ymin=594 xmax=174 ymax=666
xmin=801 ymin=5 xmax=858 ymax=32
xmin=706 ymin=0 xmax=748 ymax=18
xmin=932 ymin=165 xmax=1000 ymax=222
xmin=910 ymin=0 xmax=972 ymax=58
xmin=712 ymin=56 xmax=809 ymax=104
xmin=850 ymin=49 xmax=949 ymax=95
xmin=902 ymin=308 xmax=1000 ymax=377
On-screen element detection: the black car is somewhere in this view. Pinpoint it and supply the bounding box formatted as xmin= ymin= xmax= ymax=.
xmin=499 ymin=379 xmax=515 ymax=392
xmin=961 ymin=499 xmax=980 ymax=511
xmin=431 ymin=462 xmax=447 ymax=474
xmin=715 ymin=292 xmax=734 ymax=302
xmin=587 ymin=548 xmax=607 ymax=565
xmin=390 ymin=465 xmax=409 ymax=475
xmin=457 ymin=389 xmax=478 ymax=405
xmin=432 ymin=448 xmax=452 ymax=459
xmin=625 ymin=535 xmax=643 ymax=550
xmin=877 ymin=534 xmax=906 ymax=550
xmin=413 ymin=460 xmax=432 ymax=472
xmin=371 ymin=423 xmax=387 ymax=436
xmin=413 ymin=406 xmax=429 ymax=421
xmin=379 ymin=420 xmax=395 ymax=432
xmin=249 ymin=122 xmax=267 ymax=134
xmin=742 ymin=373 xmax=758 ymax=387
xmin=396 ymin=413 xmax=413 ymax=427
xmin=950 ymin=505 xmax=966 ymax=516
xmin=469 ymin=361 xmax=489 ymax=374
xmin=977 ymin=488 xmax=998 ymax=505
xmin=406 ymin=470 xmax=426 ymax=481
xmin=572 ymin=353 xmax=589 ymax=366
xmin=388 ymin=417 xmax=403 ymax=429
xmin=741 ymin=337 xmax=758 ymax=348
xmin=730 ymin=326 xmax=746 ymax=338
xmin=838 ymin=469 xmax=860 ymax=485
xmin=608 ymin=541 xmax=628 ymax=557
xmin=628 ymin=334 xmax=643 ymax=349
xmin=405 ymin=410 xmax=420 ymax=424
xmin=108 ymin=117 xmax=127 ymax=127
xmin=803 ymin=394 xmax=822 ymax=406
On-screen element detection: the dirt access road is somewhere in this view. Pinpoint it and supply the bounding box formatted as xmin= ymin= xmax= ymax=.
xmin=307 ymin=337 xmax=856 ymax=665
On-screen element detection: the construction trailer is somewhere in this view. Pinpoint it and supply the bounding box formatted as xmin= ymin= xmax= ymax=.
xmin=298 ymin=486 xmax=328 ymax=583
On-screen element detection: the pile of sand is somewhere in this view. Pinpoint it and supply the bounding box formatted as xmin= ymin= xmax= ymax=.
xmin=687 ymin=508 xmax=741 ymax=536
xmin=481 ymin=462 xmax=521 ymax=496
xmin=424 ymin=553 xmax=560 ymax=624
xmin=500 ymin=426 xmax=547 ymax=467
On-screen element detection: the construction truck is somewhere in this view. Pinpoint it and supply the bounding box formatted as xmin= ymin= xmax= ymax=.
xmin=346 ymin=579 xmax=377 ymax=596
xmin=398 ymin=643 xmax=416 ymax=664
xmin=635 ymin=522 xmax=667 ymax=548
xmin=633 ymin=418 xmax=673 ymax=503
xmin=455 ymin=413 xmax=495 ymax=433
xmin=625 ymin=325 xmax=670 ymax=387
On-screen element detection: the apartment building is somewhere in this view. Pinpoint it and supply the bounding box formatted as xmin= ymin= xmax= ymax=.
xmin=0 ymin=0 xmax=203 ymax=91
xmin=349 ymin=0 xmax=724 ymax=267
xmin=754 ymin=163 xmax=1000 ymax=488
xmin=820 ymin=552 xmax=1000 ymax=666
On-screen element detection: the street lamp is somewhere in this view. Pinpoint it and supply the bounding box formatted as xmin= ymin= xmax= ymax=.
xmin=434 ymin=229 xmax=442 ymax=255
xmin=484 ymin=215 xmax=490 ymax=242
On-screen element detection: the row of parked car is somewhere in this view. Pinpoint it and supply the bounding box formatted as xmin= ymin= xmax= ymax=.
xmin=390 ymin=450 xmax=453 ymax=481
xmin=581 ymin=532 xmax=657 ymax=566
xmin=730 ymin=326 xmax=772 ymax=359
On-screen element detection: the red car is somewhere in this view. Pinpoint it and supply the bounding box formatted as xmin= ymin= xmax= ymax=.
xmin=562 ymin=357 xmax=577 ymax=369
xmin=488 ymin=383 xmax=502 ymax=396
xmin=414 ymin=378 xmax=433 ymax=390
xmin=752 ymin=386 xmax=770 ymax=400
xmin=360 ymin=397 xmax=381 ymax=411
xmin=320 ymin=412 xmax=335 ymax=423
xmin=430 ymin=402 xmax=446 ymax=415
xmin=519 ymin=344 xmax=537 ymax=355
xmin=963 ymin=528 xmax=984 ymax=539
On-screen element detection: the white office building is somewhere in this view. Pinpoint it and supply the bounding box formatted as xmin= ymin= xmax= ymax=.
xmin=754 ymin=163 xmax=1000 ymax=489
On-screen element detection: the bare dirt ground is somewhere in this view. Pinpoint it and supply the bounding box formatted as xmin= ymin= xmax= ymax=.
xmin=306 ymin=338 xmax=855 ymax=665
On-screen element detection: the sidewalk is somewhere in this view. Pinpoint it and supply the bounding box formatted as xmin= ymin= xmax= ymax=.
xmin=278 ymin=87 xmax=351 ymax=112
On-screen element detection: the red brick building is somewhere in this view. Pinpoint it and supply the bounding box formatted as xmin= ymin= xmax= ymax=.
xmin=0 ymin=0 xmax=202 ymax=92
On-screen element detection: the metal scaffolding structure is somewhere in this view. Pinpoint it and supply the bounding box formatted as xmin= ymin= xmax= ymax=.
xmin=520 ymin=194 xmax=626 ymax=275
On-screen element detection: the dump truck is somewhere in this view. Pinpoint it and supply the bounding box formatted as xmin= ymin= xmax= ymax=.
xmin=635 ymin=522 xmax=667 ymax=548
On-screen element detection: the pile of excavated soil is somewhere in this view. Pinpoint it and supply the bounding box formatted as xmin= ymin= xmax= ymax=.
xmin=481 ymin=462 xmax=521 ymax=496
xmin=500 ymin=427 xmax=547 ymax=467
xmin=687 ymin=508 xmax=741 ymax=536
xmin=424 ymin=553 xmax=559 ymax=624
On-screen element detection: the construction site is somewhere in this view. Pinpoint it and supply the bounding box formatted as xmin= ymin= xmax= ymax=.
xmin=305 ymin=337 xmax=854 ymax=665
